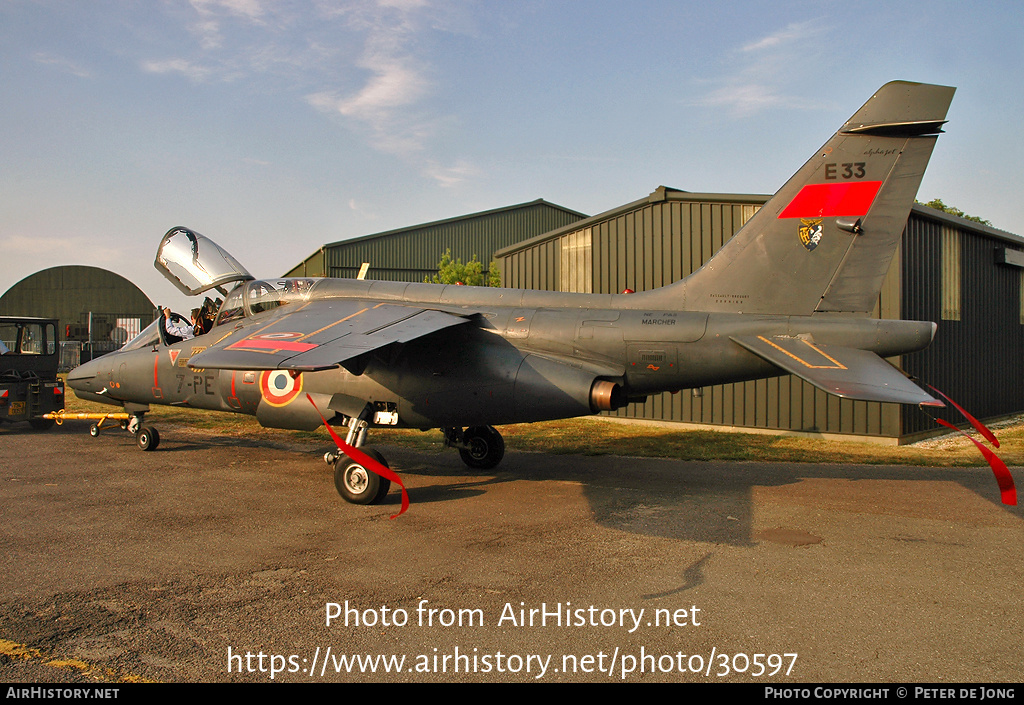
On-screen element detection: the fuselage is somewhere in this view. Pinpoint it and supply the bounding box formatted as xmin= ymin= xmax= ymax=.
xmin=67 ymin=277 xmax=936 ymax=431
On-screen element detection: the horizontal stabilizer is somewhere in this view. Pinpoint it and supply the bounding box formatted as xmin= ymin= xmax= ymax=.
xmin=731 ymin=335 xmax=943 ymax=406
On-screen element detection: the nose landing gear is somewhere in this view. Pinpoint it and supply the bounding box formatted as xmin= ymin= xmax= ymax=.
xmin=135 ymin=424 xmax=160 ymax=451
xmin=80 ymin=411 xmax=160 ymax=451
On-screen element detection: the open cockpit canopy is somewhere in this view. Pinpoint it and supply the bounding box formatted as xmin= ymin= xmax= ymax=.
xmin=155 ymin=226 xmax=254 ymax=296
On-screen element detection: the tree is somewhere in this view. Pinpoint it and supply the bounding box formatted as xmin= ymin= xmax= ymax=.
xmin=487 ymin=258 xmax=501 ymax=288
xmin=427 ymin=249 xmax=501 ymax=287
xmin=919 ymin=198 xmax=992 ymax=227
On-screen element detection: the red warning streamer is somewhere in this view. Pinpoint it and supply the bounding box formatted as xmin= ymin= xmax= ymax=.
xmin=934 ymin=418 xmax=1016 ymax=506
xmin=306 ymin=394 xmax=409 ymax=518
xmin=927 ymin=385 xmax=1000 ymax=448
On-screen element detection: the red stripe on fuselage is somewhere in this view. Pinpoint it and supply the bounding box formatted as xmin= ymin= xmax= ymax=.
xmin=226 ymin=338 xmax=318 ymax=353
xmin=778 ymin=181 xmax=883 ymax=219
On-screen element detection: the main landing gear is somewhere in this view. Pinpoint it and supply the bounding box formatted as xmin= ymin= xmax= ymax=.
xmin=333 ymin=448 xmax=391 ymax=505
xmin=323 ymin=417 xmax=507 ymax=506
xmin=323 ymin=409 xmax=391 ymax=506
xmin=86 ymin=412 xmax=160 ymax=451
xmin=444 ymin=426 xmax=505 ymax=469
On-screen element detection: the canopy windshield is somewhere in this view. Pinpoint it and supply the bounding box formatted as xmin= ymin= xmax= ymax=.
xmin=155 ymin=227 xmax=254 ymax=296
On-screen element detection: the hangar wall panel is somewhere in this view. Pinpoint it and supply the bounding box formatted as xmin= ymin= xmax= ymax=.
xmin=900 ymin=214 xmax=1024 ymax=438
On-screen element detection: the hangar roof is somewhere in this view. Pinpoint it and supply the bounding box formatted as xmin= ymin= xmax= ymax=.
xmin=494 ymin=187 xmax=769 ymax=258
xmin=322 ymin=198 xmax=585 ymax=250
xmin=284 ymin=198 xmax=587 ymax=281
xmin=494 ymin=187 xmax=1024 ymax=258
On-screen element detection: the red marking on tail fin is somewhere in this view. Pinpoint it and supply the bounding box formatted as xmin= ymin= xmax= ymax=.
xmin=778 ymin=181 xmax=883 ymax=219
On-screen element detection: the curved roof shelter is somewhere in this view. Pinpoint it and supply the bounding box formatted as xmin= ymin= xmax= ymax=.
xmin=0 ymin=265 xmax=156 ymax=345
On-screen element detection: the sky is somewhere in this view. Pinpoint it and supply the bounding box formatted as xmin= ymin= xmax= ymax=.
xmin=2 ymin=0 xmax=1023 ymax=309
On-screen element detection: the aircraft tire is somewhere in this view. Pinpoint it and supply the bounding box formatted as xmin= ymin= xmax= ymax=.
xmin=89 ymin=424 xmax=100 ymax=437
xmin=137 ymin=426 xmax=160 ymax=451
xmin=335 ymin=449 xmax=391 ymax=505
xmin=458 ymin=425 xmax=505 ymax=470
xmin=28 ymin=418 xmax=55 ymax=431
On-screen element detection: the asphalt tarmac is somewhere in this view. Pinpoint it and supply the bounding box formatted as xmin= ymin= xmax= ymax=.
xmin=1 ymin=420 xmax=1021 ymax=683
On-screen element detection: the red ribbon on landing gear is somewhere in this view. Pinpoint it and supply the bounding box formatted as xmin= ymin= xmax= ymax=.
xmin=922 ymin=385 xmax=1016 ymax=507
xmin=307 ymin=394 xmax=409 ymax=518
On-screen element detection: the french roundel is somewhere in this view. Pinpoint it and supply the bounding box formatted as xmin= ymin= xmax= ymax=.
xmin=259 ymin=370 xmax=303 ymax=407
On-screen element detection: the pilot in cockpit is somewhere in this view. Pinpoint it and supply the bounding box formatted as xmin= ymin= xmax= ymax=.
xmin=190 ymin=297 xmax=221 ymax=336
xmin=162 ymin=307 xmax=195 ymax=343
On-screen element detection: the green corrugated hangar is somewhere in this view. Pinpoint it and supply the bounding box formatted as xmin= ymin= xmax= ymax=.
xmin=284 ymin=199 xmax=587 ymax=282
xmin=494 ymin=186 xmax=1024 ymax=443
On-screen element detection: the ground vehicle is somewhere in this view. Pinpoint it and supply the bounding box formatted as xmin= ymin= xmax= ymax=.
xmin=0 ymin=316 xmax=64 ymax=429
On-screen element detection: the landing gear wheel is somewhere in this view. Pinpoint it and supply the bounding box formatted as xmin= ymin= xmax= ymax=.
xmin=458 ymin=425 xmax=505 ymax=469
xmin=89 ymin=424 xmax=100 ymax=437
xmin=334 ymin=449 xmax=391 ymax=505
xmin=28 ymin=418 xmax=55 ymax=431
xmin=136 ymin=426 xmax=160 ymax=451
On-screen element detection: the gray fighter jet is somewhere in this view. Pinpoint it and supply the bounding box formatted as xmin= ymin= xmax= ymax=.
xmin=68 ymin=80 xmax=955 ymax=508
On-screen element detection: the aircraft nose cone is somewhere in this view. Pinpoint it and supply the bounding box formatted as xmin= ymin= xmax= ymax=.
xmin=67 ymin=357 xmax=107 ymax=393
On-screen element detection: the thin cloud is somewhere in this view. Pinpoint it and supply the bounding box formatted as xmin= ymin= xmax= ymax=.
xmin=140 ymin=2 xmax=262 ymax=81
xmin=143 ymin=0 xmax=477 ymax=182
xmin=424 ymin=159 xmax=481 ymax=188
xmin=310 ymin=0 xmax=435 ymax=153
xmin=337 ymin=56 xmax=428 ymax=122
xmin=691 ymin=20 xmax=830 ymax=118
xmin=306 ymin=64 xmax=436 ymax=156
xmin=188 ymin=0 xmax=267 ymax=49
xmin=1 ymin=233 xmax=121 ymax=268
xmin=693 ymin=83 xmax=795 ymax=117
xmin=32 ymin=52 xmax=91 ymax=78
xmin=141 ymin=58 xmax=214 ymax=82
xmin=348 ymin=198 xmax=380 ymax=220
xmin=740 ymin=20 xmax=822 ymax=52
xmin=303 ymin=0 xmax=480 ymax=182
xmin=194 ymin=0 xmax=267 ymax=21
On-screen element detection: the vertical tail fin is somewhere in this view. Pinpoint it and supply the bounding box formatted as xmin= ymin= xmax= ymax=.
xmin=652 ymin=81 xmax=955 ymax=315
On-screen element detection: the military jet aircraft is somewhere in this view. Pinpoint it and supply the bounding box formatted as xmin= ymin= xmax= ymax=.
xmin=69 ymin=80 xmax=960 ymax=508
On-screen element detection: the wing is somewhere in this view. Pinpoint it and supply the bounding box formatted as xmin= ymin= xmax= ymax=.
xmin=731 ymin=335 xmax=943 ymax=406
xmin=189 ymin=299 xmax=474 ymax=371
